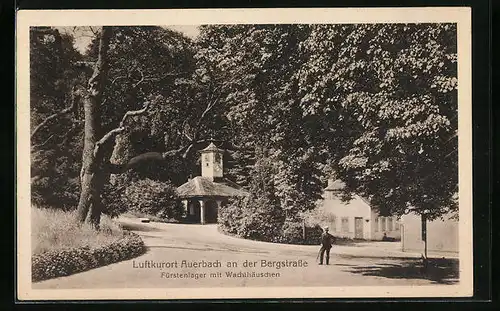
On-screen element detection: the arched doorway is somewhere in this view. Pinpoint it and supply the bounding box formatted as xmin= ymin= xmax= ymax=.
xmin=205 ymin=200 xmax=218 ymax=223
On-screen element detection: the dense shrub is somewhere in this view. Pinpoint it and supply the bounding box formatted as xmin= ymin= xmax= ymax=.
xmin=306 ymin=225 xmax=324 ymax=244
xmin=123 ymin=178 xmax=183 ymax=220
xmin=32 ymin=232 xmax=146 ymax=282
xmin=217 ymin=197 xmax=247 ymax=235
xmin=219 ymin=194 xmax=286 ymax=243
xmin=279 ymin=221 xmax=323 ymax=245
xmin=219 ymin=197 xmax=327 ymax=245
xmin=101 ymin=182 xmax=128 ymax=218
xmin=219 ymin=198 xmax=325 ymax=245
xmin=279 ymin=221 xmax=303 ymax=244
xmin=31 ymin=174 xmax=80 ymax=211
xmin=219 ymin=152 xmax=326 ymax=245
xmin=300 ymin=207 xmax=338 ymax=229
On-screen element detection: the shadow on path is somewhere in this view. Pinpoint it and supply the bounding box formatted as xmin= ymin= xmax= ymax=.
xmin=345 ymin=258 xmax=459 ymax=285
xmin=121 ymin=223 xmax=160 ymax=232
xmin=146 ymin=245 xmax=271 ymax=255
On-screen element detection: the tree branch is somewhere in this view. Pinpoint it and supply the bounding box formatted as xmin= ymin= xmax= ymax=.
xmin=195 ymin=96 xmax=220 ymax=130
xmin=74 ymin=61 xmax=96 ymax=68
xmin=110 ymin=64 xmax=187 ymax=89
xmin=61 ymin=122 xmax=82 ymax=146
xmin=111 ymin=75 xmax=129 ymax=85
xmin=30 ymin=94 xmax=78 ymax=140
xmin=88 ymin=26 xmax=101 ymax=36
xmin=162 ymin=138 xmax=225 ymax=160
xmin=161 ymin=142 xmax=194 ymax=160
xmin=132 ymin=72 xmax=187 ymax=88
xmin=31 ymin=134 xmax=55 ymax=149
xmin=132 ymin=68 xmax=146 ymax=89
xmin=93 ymin=101 xmax=152 ymax=157
xmin=182 ymin=144 xmax=196 ymax=159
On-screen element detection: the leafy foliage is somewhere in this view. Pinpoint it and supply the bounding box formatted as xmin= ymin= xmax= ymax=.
xmin=30 ymin=24 xmax=459 ymax=233
xmin=101 ymin=182 xmax=128 ymax=218
xmin=279 ymin=221 xmax=323 ymax=245
xmin=122 ymin=178 xmax=183 ymax=220
xmin=197 ymin=25 xmax=324 ymax=223
xmin=218 ymin=156 xmax=284 ymax=242
xmin=30 ymin=27 xmax=87 ymax=210
xmin=200 ymin=24 xmax=458 ymax=223
xmin=298 ymin=24 xmax=458 ymax=219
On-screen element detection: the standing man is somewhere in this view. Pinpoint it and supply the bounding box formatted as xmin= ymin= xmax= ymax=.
xmin=319 ymin=226 xmax=335 ymax=265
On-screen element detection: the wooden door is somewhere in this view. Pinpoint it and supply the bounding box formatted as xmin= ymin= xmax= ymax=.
xmin=354 ymin=217 xmax=364 ymax=239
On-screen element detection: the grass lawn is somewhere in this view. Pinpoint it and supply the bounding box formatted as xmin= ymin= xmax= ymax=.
xmin=32 ymin=206 xmax=125 ymax=255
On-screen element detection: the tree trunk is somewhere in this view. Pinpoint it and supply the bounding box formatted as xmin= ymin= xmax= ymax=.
xmin=76 ymin=27 xmax=113 ymax=228
xmin=76 ymin=91 xmax=102 ymax=224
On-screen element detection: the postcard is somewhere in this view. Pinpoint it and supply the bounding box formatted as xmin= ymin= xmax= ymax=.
xmin=17 ymin=7 xmax=473 ymax=300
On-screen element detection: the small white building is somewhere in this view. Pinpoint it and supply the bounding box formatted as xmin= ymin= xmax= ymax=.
xmin=176 ymin=143 xmax=249 ymax=224
xmin=400 ymin=212 xmax=459 ymax=256
xmin=321 ymin=179 xmax=401 ymax=240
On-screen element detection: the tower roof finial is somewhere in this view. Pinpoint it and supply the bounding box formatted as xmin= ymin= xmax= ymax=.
xmin=201 ymin=141 xmax=223 ymax=153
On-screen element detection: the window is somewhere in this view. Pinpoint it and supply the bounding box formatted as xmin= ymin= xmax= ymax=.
xmin=395 ymin=219 xmax=400 ymax=231
xmin=381 ymin=217 xmax=386 ymax=232
xmin=374 ymin=217 xmax=379 ymax=232
xmin=341 ymin=217 xmax=349 ymax=233
xmin=387 ymin=217 xmax=393 ymax=231
xmin=330 ymin=215 xmax=337 ymax=232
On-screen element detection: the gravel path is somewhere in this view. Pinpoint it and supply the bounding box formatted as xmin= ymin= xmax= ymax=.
xmin=32 ymin=216 xmax=459 ymax=289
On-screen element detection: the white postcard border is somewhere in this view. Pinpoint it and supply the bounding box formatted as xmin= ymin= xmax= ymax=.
xmin=16 ymin=7 xmax=473 ymax=300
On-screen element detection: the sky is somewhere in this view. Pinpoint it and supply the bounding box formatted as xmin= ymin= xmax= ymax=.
xmin=57 ymin=25 xmax=201 ymax=54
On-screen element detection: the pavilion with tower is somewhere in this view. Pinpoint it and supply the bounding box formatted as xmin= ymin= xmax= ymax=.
xmin=176 ymin=142 xmax=249 ymax=224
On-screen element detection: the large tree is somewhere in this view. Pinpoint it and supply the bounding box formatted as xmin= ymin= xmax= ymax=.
xmin=197 ymin=23 xmax=458 ymax=225
xmin=298 ymin=23 xmax=458 ymax=220
xmin=196 ymin=24 xmax=325 ymax=223
xmin=75 ymin=26 xmax=207 ymax=226
xmin=31 ymin=25 xmax=235 ymax=228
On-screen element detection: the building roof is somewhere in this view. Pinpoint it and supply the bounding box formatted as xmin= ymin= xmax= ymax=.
xmin=200 ymin=142 xmax=223 ymax=153
xmin=176 ymin=176 xmax=250 ymax=199
xmin=322 ymin=194 xmax=372 ymax=215
xmin=325 ymin=179 xmax=346 ymax=191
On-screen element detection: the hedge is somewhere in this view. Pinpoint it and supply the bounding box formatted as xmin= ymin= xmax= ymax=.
xmin=32 ymin=232 xmax=146 ymax=282
xmin=279 ymin=221 xmax=324 ymax=245
xmin=122 ymin=178 xmax=184 ymax=220
xmin=218 ymin=196 xmax=286 ymax=243
xmin=218 ymin=200 xmax=326 ymax=245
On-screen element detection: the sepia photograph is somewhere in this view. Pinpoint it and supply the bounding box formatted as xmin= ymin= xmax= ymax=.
xmin=16 ymin=8 xmax=473 ymax=300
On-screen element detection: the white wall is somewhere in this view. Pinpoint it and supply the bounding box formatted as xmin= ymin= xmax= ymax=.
xmin=401 ymin=212 xmax=459 ymax=255
xmin=321 ymin=193 xmax=372 ymax=239
xmin=320 ymin=192 xmax=401 ymax=240
xmin=371 ymin=211 xmax=401 ymax=240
